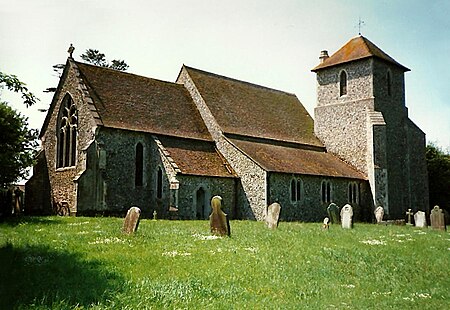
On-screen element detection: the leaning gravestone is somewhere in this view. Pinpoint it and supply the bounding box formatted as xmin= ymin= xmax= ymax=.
xmin=209 ymin=196 xmax=230 ymax=236
xmin=340 ymin=204 xmax=353 ymax=229
xmin=266 ymin=202 xmax=281 ymax=229
xmin=414 ymin=211 xmax=427 ymax=228
xmin=430 ymin=206 xmax=446 ymax=231
xmin=374 ymin=206 xmax=384 ymax=224
xmin=327 ymin=203 xmax=340 ymax=224
xmin=123 ymin=206 xmax=141 ymax=234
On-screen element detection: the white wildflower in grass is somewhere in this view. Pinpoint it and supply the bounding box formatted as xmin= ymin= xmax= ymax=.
xmin=244 ymin=247 xmax=258 ymax=253
xmin=341 ymin=284 xmax=355 ymax=288
xmin=360 ymin=239 xmax=386 ymax=245
xmin=414 ymin=231 xmax=427 ymax=235
xmin=35 ymin=228 xmax=43 ymax=232
xmin=77 ymin=231 xmax=89 ymax=235
xmin=192 ymin=233 xmax=220 ymax=240
xmin=89 ymin=237 xmax=126 ymax=245
xmin=68 ymin=221 xmax=90 ymax=226
xmin=403 ymin=297 xmax=414 ymax=301
xmin=414 ymin=293 xmax=431 ymax=299
xmin=371 ymin=291 xmax=391 ymax=296
xmin=162 ymin=250 xmax=191 ymax=257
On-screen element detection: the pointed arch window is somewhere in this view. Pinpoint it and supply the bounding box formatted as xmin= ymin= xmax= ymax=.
xmin=56 ymin=94 xmax=78 ymax=168
xmin=339 ymin=71 xmax=347 ymax=96
xmin=135 ymin=143 xmax=144 ymax=187
xmin=348 ymin=182 xmax=359 ymax=204
xmin=290 ymin=177 xmax=303 ymax=203
xmin=387 ymin=70 xmax=392 ymax=96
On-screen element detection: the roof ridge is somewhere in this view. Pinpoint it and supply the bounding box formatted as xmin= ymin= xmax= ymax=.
xmin=183 ymin=65 xmax=297 ymax=96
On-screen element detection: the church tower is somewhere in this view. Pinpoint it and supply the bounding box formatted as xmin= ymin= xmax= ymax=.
xmin=312 ymin=36 xmax=429 ymax=219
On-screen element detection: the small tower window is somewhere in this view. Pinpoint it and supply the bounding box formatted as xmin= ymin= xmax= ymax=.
xmin=321 ymin=180 xmax=332 ymax=203
xmin=135 ymin=143 xmax=144 ymax=187
xmin=387 ymin=70 xmax=392 ymax=96
xmin=339 ymin=71 xmax=347 ymax=96
xmin=56 ymin=94 xmax=77 ymax=168
xmin=156 ymin=167 xmax=163 ymax=199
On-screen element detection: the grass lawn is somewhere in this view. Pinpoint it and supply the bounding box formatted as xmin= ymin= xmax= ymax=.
xmin=0 ymin=216 xmax=449 ymax=309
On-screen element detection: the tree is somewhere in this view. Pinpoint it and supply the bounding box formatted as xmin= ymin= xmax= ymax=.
xmin=80 ymin=49 xmax=129 ymax=71
xmin=0 ymin=72 xmax=39 ymax=188
xmin=426 ymin=143 xmax=450 ymax=212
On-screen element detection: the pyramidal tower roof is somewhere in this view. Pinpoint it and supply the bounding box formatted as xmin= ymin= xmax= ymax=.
xmin=311 ymin=35 xmax=410 ymax=72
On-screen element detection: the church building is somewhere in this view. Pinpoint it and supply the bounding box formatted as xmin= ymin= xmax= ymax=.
xmin=25 ymin=36 xmax=428 ymax=221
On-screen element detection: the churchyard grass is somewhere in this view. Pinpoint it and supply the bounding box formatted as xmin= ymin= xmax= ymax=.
xmin=0 ymin=217 xmax=449 ymax=309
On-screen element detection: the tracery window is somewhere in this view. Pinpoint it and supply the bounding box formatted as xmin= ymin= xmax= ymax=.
xmin=339 ymin=70 xmax=347 ymax=96
xmin=56 ymin=94 xmax=77 ymax=168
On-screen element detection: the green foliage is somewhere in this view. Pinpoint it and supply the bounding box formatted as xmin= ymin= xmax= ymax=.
xmin=0 ymin=72 xmax=39 ymax=107
xmin=426 ymin=143 xmax=450 ymax=211
xmin=1 ymin=217 xmax=449 ymax=309
xmin=0 ymin=102 xmax=38 ymax=187
xmin=81 ymin=49 xmax=129 ymax=71
xmin=0 ymin=71 xmax=39 ymax=187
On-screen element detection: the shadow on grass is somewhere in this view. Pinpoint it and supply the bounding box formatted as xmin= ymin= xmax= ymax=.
xmin=0 ymin=242 xmax=124 ymax=309
xmin=0 ymin=216 xmax=66 ymax=227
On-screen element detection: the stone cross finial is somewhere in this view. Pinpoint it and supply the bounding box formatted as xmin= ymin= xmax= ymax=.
xmin=68 ymin=44 xmax=75 ymax=58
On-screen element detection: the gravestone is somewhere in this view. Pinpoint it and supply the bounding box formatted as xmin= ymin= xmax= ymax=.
xmin=322 ymin=217 xmax=330 ymax=230
xmin=266 ymin=202 xmax=281 ymax=229
xmin=327 ymin=203 xmax=340 ymax=224
xmin=209 ymin=196 xmax=230 ymax=236
xmin=340 ymin=204 xmax=353 ymax=229
xmin=406 ymin=208 xmax=414 ymax=225
xmin=374 ymin=206 xmax=384 ymax=224
xmin=414 ymin=211 xmax=427 ymax=228
xmin=122 ymin=206 xmax=141 ymax=234
xmin=430 ymin=206 xmax=446 ymax=231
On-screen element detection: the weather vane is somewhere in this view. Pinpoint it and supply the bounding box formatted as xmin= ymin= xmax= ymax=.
xmin=356 ymin=17 xmax=365 ymax=35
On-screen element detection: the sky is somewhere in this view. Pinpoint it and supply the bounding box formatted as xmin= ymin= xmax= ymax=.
xmin=1 ymin=0 xmax=450 ymax=155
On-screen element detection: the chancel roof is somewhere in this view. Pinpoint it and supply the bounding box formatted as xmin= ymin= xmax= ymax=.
xmin=229 ymin=138 xmax=366 ymax=179
xmin=157 ymin=136 xmax=236 ymax=178
xmin=183 ymin=66 xmax=323 ymax=147
xmin=76 ymin=62 xmax=212 ymax=141
xmin=312 ymin=35 xmax=410 ymax=72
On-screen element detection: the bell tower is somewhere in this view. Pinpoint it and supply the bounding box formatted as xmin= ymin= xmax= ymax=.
xmin=312 ymin=36 xmax=428 ymax=218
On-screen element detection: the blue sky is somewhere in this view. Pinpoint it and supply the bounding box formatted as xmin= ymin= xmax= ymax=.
xmin=1 ymin=0 xmax=449 ymax=152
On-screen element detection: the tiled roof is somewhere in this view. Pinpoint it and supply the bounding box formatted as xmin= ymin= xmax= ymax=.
xmin=158 ymin=136 xmax=236 ymax=178
xmin=312 ymin=36 xmax=410 ymax=72
xmin=75 ymin=62 xmax=212 ymax=141
xmin=229 ymin=138 xmax=366 ymax=179
xmin=183 ymin=66 xmax=323 ymax=147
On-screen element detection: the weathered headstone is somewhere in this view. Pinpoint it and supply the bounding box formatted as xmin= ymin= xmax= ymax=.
xmin=406 ymin=208 xmax=414 ymax=225
xmin=322 ymin=217 xmax=330 ymax=230
xmin=266 ymin=202 xmax=281 ymax=229
xmin=374 ymin=206 xmax=384 ymax=224
xmin=123 ymin=206 xmax=141 ymax=234
xmin=209 ymin=196 xmax=230 ymax=236
xmin=327 ymin=203 xmax=340 ymax=224
xmin=340 ymin=204 xmax=353 ymax=229
xmin=414 ymin=211 xmax=427 ymax=228
xmin=430 ymin=206 xmax=446 ymax=231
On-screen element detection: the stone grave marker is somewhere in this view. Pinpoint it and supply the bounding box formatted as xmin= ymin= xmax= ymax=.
xmin=430 ymin=206 xmax=446 ymax=231
xmin=266 ymin=202 xmax=281 ymax=229
xmin=374 ymin=206 xmax=384 ymax=224
xmin=340 ymin=204 xmax=353 ymax=229
xmin=406 ymin=208 xmax=414 ymax=225
xmin=414 ymin=211 xmax=427 ymax=228
xmin=123 ymin=206 xmax=141 ymax=234
xmin=327 ymin=203 xmax=340 ymax=224
xmin=209 ymin=196 xmax=230 ymax=236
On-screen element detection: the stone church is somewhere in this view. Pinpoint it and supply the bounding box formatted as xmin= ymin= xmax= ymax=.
xmin=26 ymin=36 xmax=429 ymax=221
